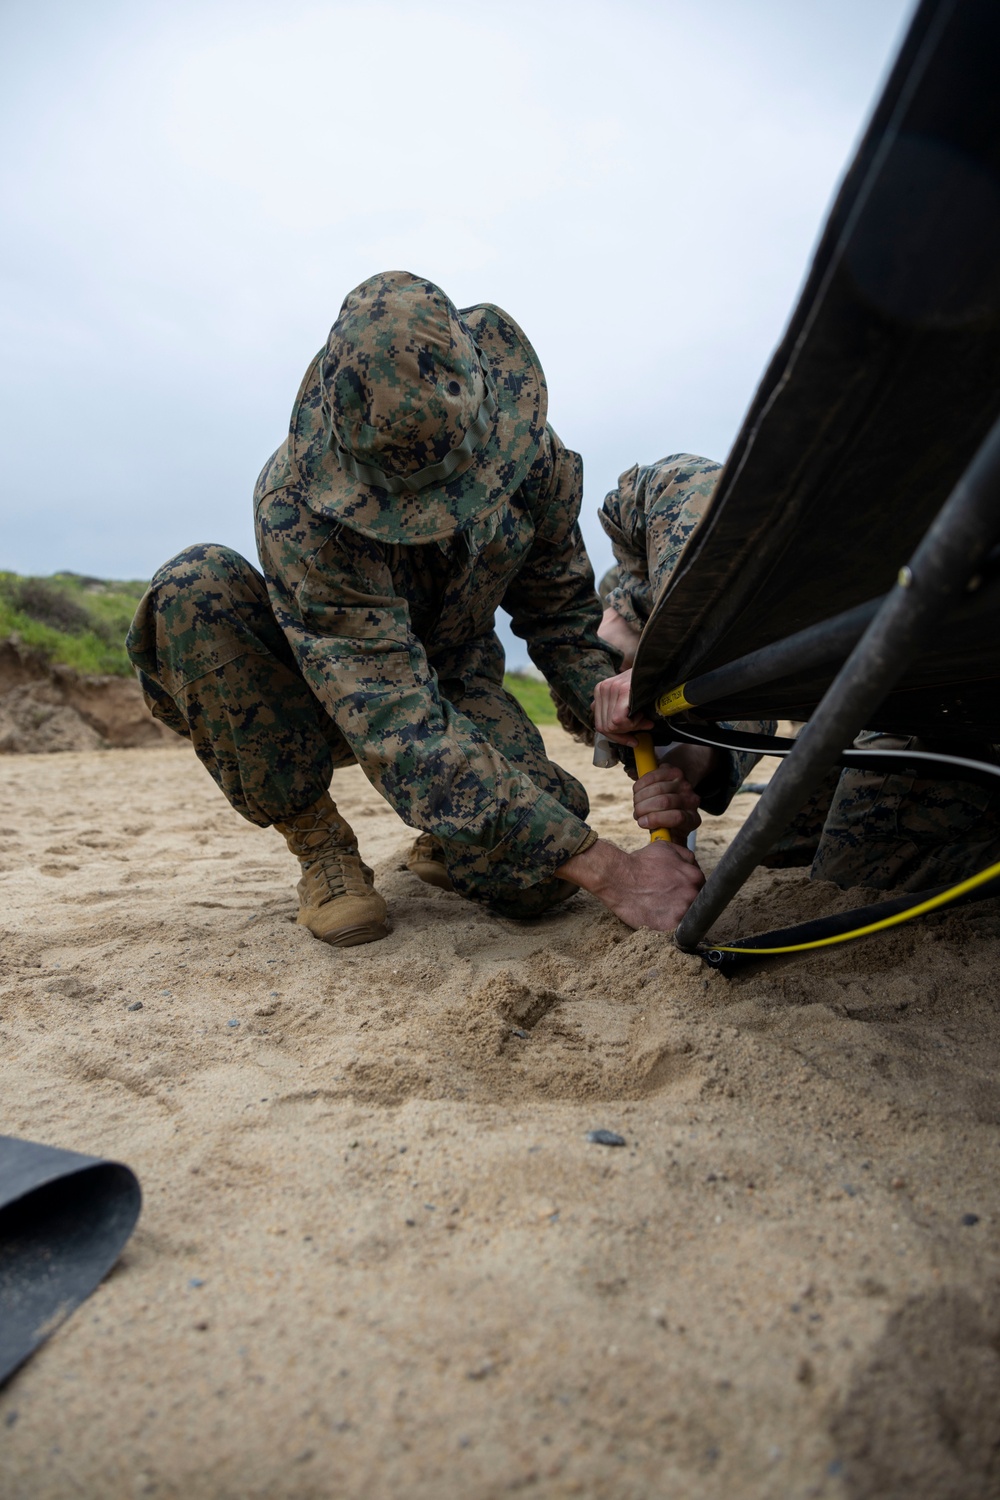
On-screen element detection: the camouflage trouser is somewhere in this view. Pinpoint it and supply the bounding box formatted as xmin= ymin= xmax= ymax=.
xmin=126 ymin=545 xmax=590 ymax=920
xmin=785 ymin=732 xmax=1000 ymax=892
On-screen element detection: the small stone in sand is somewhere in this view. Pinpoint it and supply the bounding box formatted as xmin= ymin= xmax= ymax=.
xmin=227 ymin=1019 xmax=240 ymax=1028
xmin=586 ymin=1129 xmax=626 ymax=1148
xmin=127 ymin=1001 xmax=143 ymax=1012
xmin=511 ymin=1027 xmax=529 ymax=1039
xmin=961 ymin=1212 xmax=980 ymax=1226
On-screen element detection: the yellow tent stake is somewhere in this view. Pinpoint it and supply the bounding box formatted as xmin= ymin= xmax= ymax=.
xmin=634 ymin=732 xmax=672 ymax=843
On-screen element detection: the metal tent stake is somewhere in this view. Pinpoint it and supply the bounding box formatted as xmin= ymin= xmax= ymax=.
xmin=674 ymin=411 xmax=1000 ymax=953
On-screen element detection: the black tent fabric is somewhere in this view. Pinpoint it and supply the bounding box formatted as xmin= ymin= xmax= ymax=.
xmin=630 ymin=0 xmax=1000 ymax=741
xmin=0 ymin=1136 xmax=141 ymax=1386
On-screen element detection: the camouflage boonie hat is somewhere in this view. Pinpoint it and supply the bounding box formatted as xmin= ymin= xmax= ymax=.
xmin=287 ymin=270 xmax=548 ymax=544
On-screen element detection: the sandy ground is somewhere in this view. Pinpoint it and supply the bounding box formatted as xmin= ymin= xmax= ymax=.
xmin=2 ymin=730 xmax=1000 ymax=1500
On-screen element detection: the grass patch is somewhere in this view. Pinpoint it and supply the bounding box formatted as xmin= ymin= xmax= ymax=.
xmin=0 ymin=571 xmax=147 ymax=676
xmin=0 ymin=572 xmax=562 ymax=724
xmin=504 ymin=672 xmax=557 ymax=725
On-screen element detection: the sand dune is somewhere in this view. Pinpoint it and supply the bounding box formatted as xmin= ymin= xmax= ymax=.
xmin=2 ymin=731 xmax=1000 ymax=1499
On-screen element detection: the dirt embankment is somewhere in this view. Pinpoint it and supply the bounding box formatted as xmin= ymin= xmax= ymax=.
xmin=0 ymin=637 xmax=181 ymax=754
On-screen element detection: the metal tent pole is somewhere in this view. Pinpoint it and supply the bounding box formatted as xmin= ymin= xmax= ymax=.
xmin=654 ymin=597 xmax=881 ymax=717
xmin=656 ymin=547 xmax=1000 ymax=719
xmin=674 ymin=411 xmax=1000 ymax=952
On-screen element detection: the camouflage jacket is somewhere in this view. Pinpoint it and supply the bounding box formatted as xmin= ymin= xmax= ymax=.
xmin=255 ymin=420 xmax=617 ymax=864
xmin=598 ymin=454 xmax=722 ymax=631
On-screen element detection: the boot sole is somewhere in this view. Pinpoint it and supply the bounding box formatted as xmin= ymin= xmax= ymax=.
xmin=317 ymin=921 xmax=390 ymax=948
xmin=407 ymin=862 xmax=454 ymax=892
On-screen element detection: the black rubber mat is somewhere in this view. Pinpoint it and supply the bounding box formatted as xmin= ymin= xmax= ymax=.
xmin=0 ymin=1136 xmax=141 ymax=1385
xmin=631 ymin=0 xmax=1000 ymax=739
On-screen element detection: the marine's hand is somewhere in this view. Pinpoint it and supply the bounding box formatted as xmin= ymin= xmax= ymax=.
xmin=659 ymin=742 xmax=720 ymax=790
xmin=556 ymin=837 xmax=704 ymax=932
xmin=597 ymin=607 xmax=642 ymax=669
xmin=592 ymin=668 xmax=654 ymax=747
xmin=634 ymin=764 xmax=702 ymax=839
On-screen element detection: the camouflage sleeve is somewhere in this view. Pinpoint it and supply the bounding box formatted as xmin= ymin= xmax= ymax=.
xmin=597 ymin=464 xmax=653 ymax=631
xmin=266 ymin=519 xmax=595 ymax=879
xmin=501 ymin=426 xmax=619 ymax=734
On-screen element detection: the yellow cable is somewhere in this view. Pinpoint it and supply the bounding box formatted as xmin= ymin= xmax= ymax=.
xmin=634 ymin=731 xmax=672 ymax=842
xmin=707 ymin=857 xmax=1000 ymax=955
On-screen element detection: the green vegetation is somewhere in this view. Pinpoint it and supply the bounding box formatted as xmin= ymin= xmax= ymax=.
xmin=0 ymin=571 xmax=146 ymax=676
xmin=503 ymin=671 xmax=557 ymax=725
xmin=0 ymin=572 xmax=560 ymax=725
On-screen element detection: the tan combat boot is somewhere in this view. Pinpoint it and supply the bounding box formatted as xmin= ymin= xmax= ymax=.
xmin=405 ymin=833 xmax=454 ymax=891
xmin=276 ymin=792 xmax=389 ymax=946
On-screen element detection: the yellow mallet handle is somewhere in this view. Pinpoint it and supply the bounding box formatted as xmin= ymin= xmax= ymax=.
xmin=634 ymin=731 xmax=672 ymax=842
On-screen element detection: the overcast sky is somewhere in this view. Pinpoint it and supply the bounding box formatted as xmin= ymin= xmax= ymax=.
xmin=2 ymin=0 xmax=914 ymax=662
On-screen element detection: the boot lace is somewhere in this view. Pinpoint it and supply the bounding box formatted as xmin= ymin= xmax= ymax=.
xmin=305 ymin=846 xmax=351 ymax=901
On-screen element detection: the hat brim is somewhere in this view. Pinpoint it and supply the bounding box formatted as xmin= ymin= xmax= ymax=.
xmin=289 ymin=304 xmax=548 ymax=545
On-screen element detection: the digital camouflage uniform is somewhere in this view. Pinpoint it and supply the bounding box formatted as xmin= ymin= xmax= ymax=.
xmin=128 ymin=272 xmax=617 ymax=919
xmin=807 ymin=731 xmax=1000 ymax=890
xmin=599 ymin=454 xmax=775 ymax=816
xmin=599 ymin=457 xmax=1000 ymax=892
